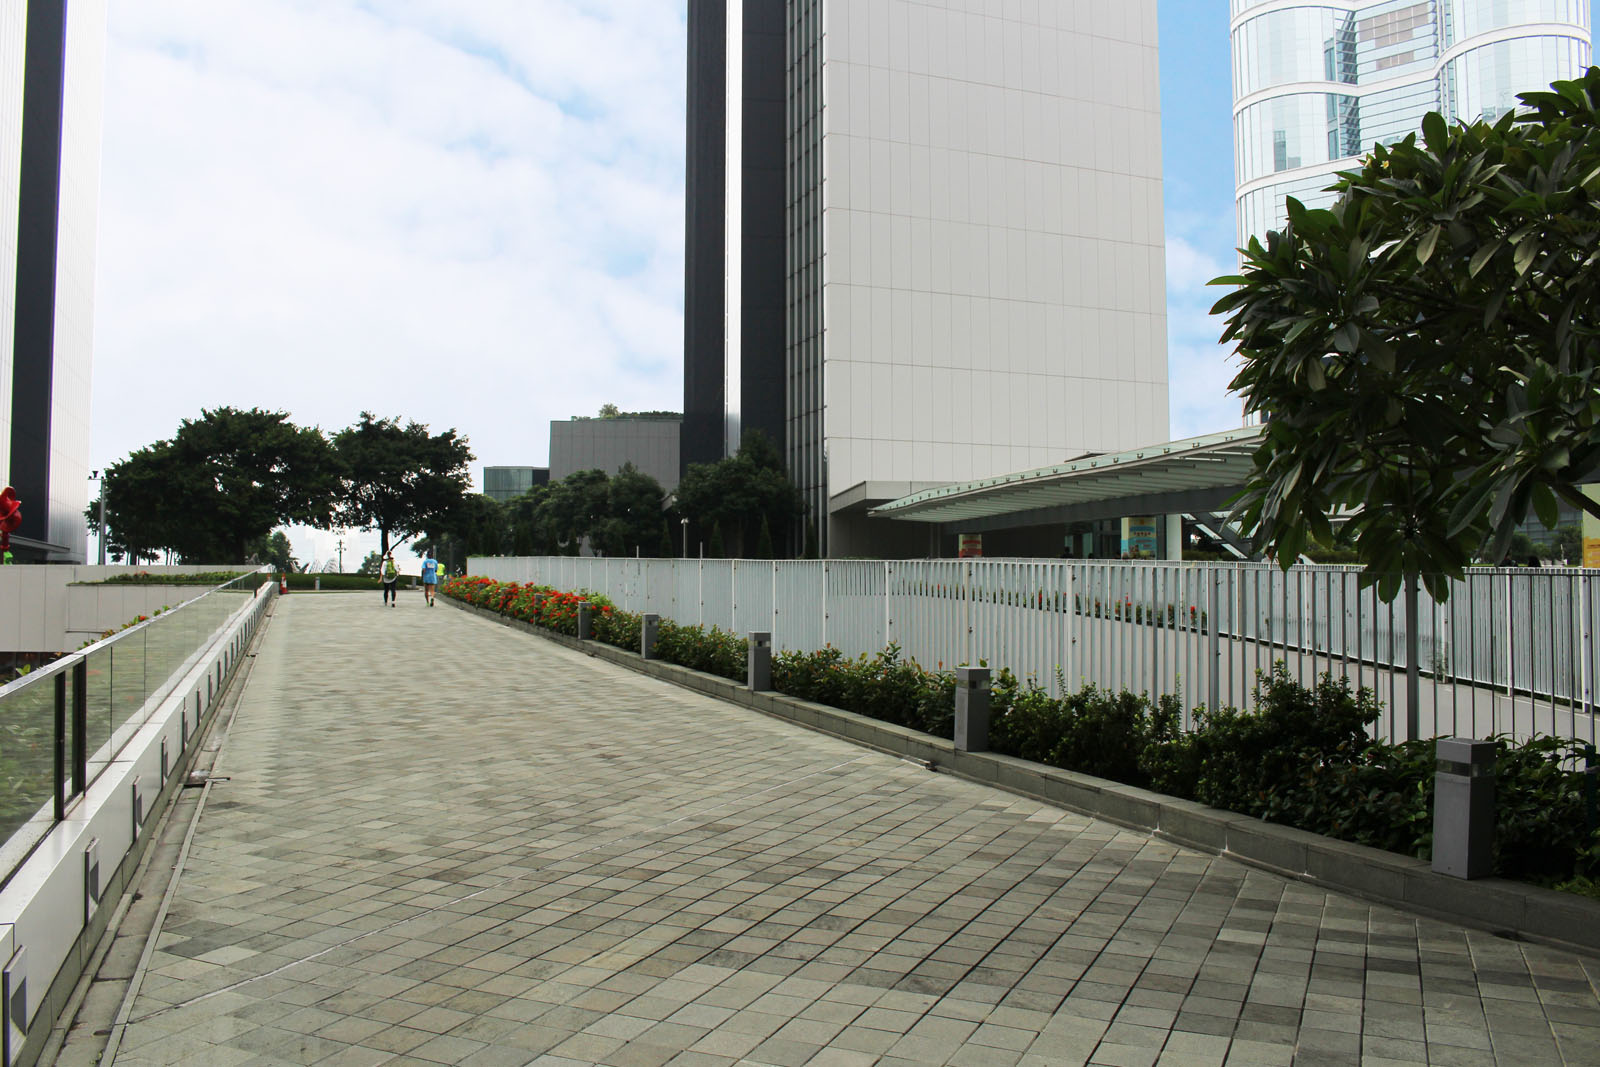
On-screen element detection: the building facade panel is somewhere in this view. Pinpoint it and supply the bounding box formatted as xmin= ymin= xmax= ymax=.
xmin=549 ymin=417 xmax=682 ymax=492
xmin=811 ymin=0 xmax=1166 ymax=521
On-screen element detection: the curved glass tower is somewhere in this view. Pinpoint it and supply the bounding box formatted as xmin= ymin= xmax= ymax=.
xmin=1232 ymin=0 xmax=1591 ymax=245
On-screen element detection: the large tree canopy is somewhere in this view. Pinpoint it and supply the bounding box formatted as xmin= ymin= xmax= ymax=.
xmin=89 ymin=408 xmax=337 ymax=563
xmin=333 ymin=413 xmax=474 ymax=557
xmin=1212 ymin=69 xmax=1600 ymax=600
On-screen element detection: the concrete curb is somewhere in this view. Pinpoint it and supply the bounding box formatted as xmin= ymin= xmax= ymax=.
xmin=446 ymin=596 xmax=1600 ymax=959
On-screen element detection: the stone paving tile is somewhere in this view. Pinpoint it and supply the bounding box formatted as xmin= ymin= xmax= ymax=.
xmin=45 ymin=594 xmax=1600 ymax=1066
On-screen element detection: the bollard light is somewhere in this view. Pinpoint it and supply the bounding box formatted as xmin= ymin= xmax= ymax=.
xmin=955 ymin=667 xmax=992 ymax=753
xmin=642 ymin=614 xmax=661 ymax=660
xmin=747 ymin=632 xmax=772 ymax=691
xmin=577 ymin=601 xmax=594 ymax=641
xmin=1432 ymin=738 xmax=1496 ymax=879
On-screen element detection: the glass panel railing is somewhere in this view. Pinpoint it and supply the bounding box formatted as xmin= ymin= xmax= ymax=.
xmin=0 ymin=667 xmax=61 ymax=848
xmin=83 ymin=644 xmax=114 ymax=785
xmin=0 ymin=567 xmax=270 ymax=885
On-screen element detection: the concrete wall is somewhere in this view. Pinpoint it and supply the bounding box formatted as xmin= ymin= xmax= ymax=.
xmin=549 ymin=417 xmax=681 ymax=491
xmin=0 ymin=565 xmax=232 ymax=654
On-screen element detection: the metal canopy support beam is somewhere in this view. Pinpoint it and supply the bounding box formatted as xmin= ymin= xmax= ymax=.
xmin=927 ymin=487 xmax=1239 ymax=537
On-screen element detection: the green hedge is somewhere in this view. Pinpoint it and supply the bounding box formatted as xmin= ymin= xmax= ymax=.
xmin=283 ymin=574 xmax=389 ymax=591
xmin=442 ymin=576 xmax=1600 ymax=892
xmin=80 ymin=570 xmax=248 ymax=586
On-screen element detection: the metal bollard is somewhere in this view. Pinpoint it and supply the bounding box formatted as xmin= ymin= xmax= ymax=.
xmin=642 ymin=614 xmax=661 ymax=660
xmin=314 ymin=576 xmax=320 ymax=591
xmin=747 ymin=631 xmax=772 ymax=691
xmin=577 ymin=602 xmax=594 ymax=641
xmin=955 ymin=667 xmax=991 ymax=753
xmin=1432 ymin=738 xmax=1496 ymax=879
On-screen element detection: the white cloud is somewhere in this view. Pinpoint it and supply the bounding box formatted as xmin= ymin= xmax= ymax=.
xmin=92 ymin=0 xmax=687 ymax=501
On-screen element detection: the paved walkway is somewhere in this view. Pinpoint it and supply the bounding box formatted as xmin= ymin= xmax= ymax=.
xmin=48 ymin=593 xmax=1600 ymax=1066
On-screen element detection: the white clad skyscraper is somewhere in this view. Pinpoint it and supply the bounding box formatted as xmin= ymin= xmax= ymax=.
xmin=685 ymin=1 xmax=1170 ymax=556
xmin=1232 ymin=0 xmax=1591 ymax=245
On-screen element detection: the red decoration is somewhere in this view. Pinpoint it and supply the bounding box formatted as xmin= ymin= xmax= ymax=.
xmin=0 ymin=486 xmax=20 ymax=554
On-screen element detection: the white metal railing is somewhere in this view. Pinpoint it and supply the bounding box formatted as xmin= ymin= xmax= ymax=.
xmin=468 ymin=556 xmax=1598 ymax=745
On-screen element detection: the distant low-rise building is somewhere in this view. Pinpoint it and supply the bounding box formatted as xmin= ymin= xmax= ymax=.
xmin=549 ymin=414 xmax=681 ymax=492
xmin=482 ymin=466 xmax=548 ymax=503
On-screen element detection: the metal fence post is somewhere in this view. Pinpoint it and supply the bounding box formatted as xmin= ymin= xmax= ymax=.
xmin=72 ymin=660 xmax=87 ymax=797
xmin=1208 ymin=569 xmax=1221 ymax=717
xmin=1405 ymin=573 xmax=1421 ymax=742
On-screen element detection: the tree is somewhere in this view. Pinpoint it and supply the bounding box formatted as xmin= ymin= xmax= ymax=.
xmin=594 ymin=464 xmax=665 ymax=557
xmin=538 ymin=469 xmax=611 ymax=554
xmin=357 ymin=550 xmax=382 ymax=577
xmin=87 ymin=408 xmax=336 ymax=563
xmin=333 ymin=413 xmax=474 ymax=559
xmin=508 ymin=485 xmax=558 ymax=556
xmin=416 ymin=494 xmax=509 ymax=573
xmin=246 ymin=530 xmax=297 ymax=573
xmin=598 ymin=403 xmax=621 ymax=418
xmin=1212 ymin=69 xmax=1600 ymax=601
xmin=674 ymin=429 xmax=804 ymax=557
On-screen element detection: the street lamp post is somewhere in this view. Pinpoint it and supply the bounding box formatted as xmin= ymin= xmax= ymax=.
xmin=88 ymin=470 xmax=106 ymax=565
xmin=680 ymin=517 xmax=689 ymax=558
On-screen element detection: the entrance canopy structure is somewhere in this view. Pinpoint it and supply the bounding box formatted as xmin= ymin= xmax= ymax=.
xmin=867 ymin=426 xmax=1264 ymax=540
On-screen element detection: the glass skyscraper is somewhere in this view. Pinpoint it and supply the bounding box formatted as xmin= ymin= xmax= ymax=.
xmin=1232 ymin=0 xmax=1591 ymax=245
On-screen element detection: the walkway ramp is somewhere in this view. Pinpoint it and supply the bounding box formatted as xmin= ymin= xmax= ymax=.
xmin=49 ymin=594 xmax=1600 ymax=1066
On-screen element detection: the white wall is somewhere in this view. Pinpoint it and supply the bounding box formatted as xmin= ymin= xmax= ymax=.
xmin=0 ymin=565 xmax=227 ymax=654
xmin=818 ymin=0 xmax=1168 ymax=496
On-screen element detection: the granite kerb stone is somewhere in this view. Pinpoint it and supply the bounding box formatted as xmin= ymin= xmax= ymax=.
xmin=442 ymin=595 xmax=1600 ymax=957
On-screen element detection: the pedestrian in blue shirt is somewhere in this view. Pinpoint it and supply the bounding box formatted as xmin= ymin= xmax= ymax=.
xmin=421 ymin=551 xmax=439 ymax=606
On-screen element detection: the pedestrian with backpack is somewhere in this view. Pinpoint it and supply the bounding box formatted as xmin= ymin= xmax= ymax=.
xmin=382 ymin=552 xmax=399 ymax=607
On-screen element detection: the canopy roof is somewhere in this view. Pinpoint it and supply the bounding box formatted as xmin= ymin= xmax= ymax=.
xmin=868 ymin=425 xmax=1264 ymax=526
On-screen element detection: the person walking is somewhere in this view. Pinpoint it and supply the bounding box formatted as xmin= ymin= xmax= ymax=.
xmin=382 ymin=552 xmax=399 ymax=607
xmin=421 ymin=550 xmax=439 ymax=606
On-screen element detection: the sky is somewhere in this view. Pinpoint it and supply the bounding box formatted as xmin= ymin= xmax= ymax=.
xmin=87 ymin=2 xmax=1263 ymax=570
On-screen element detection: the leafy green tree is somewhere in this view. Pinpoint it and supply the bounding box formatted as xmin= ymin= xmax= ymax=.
xmin=508 ymin=485 xmax=557 ymax=556
xmin=594 ymin=464 xmax=665 ymax=557
xmin=88 ymin=408 xmax=336 ymax=563
xmin=247 ymin=530 xmax=297 ymax=573
xmin=357 ymin=550 xmax=382 ymax=577
xmin=755 ymin=515 xmax=774 ymax=559
xmin=538 ymin=469 xmax=611 ymax=554
xmin=1549 ymin=524 xmax=1583 ymax=564
xmin=417 ymin=494 xmax=509 ymax=572
xmin=674 ymin=430 xmax=804 ymax=557
xmin=333 ymin=413 xmax=474 ymax=559
xmin=1213 ymin=70 xmax=1600 ymax=600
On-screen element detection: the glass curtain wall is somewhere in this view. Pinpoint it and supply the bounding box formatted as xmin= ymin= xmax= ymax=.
xmin=1232 ymin=0 xmax=1591 ymax=246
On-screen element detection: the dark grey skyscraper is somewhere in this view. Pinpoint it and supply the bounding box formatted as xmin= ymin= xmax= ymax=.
xmin=682 ymin=0 xmax=787 ymax=476
xmin=2 ymin=0 xmax=106 ymax=563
